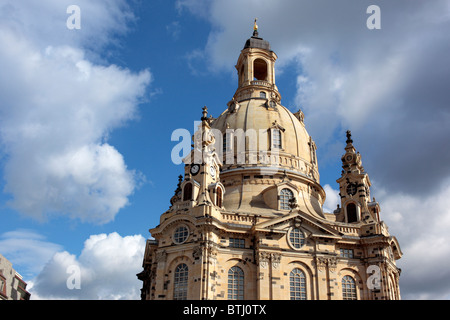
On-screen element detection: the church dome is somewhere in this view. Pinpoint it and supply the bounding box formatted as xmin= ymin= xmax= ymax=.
xmin=211 ymin=99 xmax=318 ymax=181
xmin=207 ymin=27 xmax=325 ymax=217
xmin=243 ymin=34 xmax=271 ymax=50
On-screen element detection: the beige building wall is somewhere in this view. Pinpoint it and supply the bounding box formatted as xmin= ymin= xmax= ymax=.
xmin=0 ymin=253 xmax=30 ymax=300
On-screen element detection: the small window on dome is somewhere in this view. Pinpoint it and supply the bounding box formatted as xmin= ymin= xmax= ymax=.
xmin=260 ymin=91 xmax=266 ymax=99
xmin=271 ymin=129 xmax=282 ymax=149
xmin=222 ymin=133 xmax=227 ymax=154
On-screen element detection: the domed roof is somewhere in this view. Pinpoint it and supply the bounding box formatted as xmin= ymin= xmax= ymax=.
xmin=244 ymin=18 xmax=271 ymax=50
xmin=243 ymin=35 xmax=271 ymax=51
xmin=211 ymin=99 xmax=317 ymax=177
xmin=209 ymin=99 xmax=323 ymax=217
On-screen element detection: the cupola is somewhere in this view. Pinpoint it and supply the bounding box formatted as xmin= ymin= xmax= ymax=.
xmin=234 ymin=19 xmax=280 ymax=103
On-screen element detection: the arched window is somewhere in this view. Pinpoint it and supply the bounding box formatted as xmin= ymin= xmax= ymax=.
xmin=228 ymin=266 xmax=244 ymax=300
xmin=216 ymin=187 xmax=223 ymax=208
xmin=280 ymin=188 xmax=294 ymax=210
xmin=347 ymin=203 xmax=357 ymax=223
xmin=260 ymin=91 xmax=266 ymax=99
xmin=183 ymin=183 xmax=192 ymax=201
xmin=290 ymin=268 xmax=307 ymax=300
xmin=342 ymin=275 xmax=357 ymax=300
xmin=253 ymin=58 xmax=267 ymax=81
xmin=174 ymin=263 xmax=189 ymax=300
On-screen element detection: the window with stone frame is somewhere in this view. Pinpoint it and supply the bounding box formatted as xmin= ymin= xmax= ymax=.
xmin=228 ymin=266 xmax=244 ymax=300
xmin=342 ymin=275 xmax=357 ymax=300
xmin=173 ymin=225 xmax=189 ymax=244
xmin=216 ymin=187 xmax=223 ymax=208
xmin=229 ymin=238 xmax=245 ymax=248
xmin=289 ymin=227 xmax=305 ymax=249
xmin=173 ymin=263 xmax=189 ymax=300
xmin=347 ymin=203 xmax=358 ymax=223
xmin=280 ymin=188 xmax=294 ymax=210
xmin=271 ymin=129 xmax=282 ymax=149
xmin=183 ymin=183 xmax=192 ymax=201
xmin=340 ymin=248 xmax=354 ymax=258
xmin=290 ymin=268 xmax=307 ymax=300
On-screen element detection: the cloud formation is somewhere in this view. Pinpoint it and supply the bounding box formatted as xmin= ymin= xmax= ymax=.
xmin=0 ymin=0 xmax=151 ymax=223
xmin=29 ymin=232 xmax=146 ymax=300
xmin=374 ymin=180 xmax=450 ymax=299
xmin=0 ymin=230 xmax=63 ymax=278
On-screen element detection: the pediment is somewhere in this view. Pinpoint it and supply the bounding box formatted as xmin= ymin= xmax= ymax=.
xmin=253 ymin=211 xmax=341 ymax=239
xmin=269 ymin=120 xmax=286 ymax=132
xmin=275 ymin=180 xmax=299 ymax=191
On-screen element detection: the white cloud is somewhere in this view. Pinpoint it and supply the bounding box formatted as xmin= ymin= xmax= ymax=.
xmin=0 ymin=1 xmax=151 ymax=223
xmin=0 ymin=229 xmax=63 ymax=278
xmin=0 ymin=0 xmax=135 ymax=55
xmin=323 ymin=184 xmax=340 ymax=213
xmin=29 ymin=232 xmax=146 ymax=300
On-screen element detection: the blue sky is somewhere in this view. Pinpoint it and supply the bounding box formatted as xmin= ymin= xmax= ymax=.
xmin=1 ymin=0 xmax=450 ymax=299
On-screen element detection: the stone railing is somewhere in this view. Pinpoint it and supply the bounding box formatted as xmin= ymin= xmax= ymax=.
xmin=332 ymin=224 xmax=360 ymax=236
xmin=250 ymin=80 xmax=272 ymax=88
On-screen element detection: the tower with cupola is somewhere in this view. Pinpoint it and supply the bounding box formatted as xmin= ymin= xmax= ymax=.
xmin=336 ymin=130 xmax=377 ymax=224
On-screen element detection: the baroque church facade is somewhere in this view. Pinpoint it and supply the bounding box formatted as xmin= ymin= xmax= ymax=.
xmin=137 ymin=24 xmax=402 ymax=300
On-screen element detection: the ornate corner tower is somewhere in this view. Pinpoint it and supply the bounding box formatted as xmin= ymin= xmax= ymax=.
xmin=137 ymin=23 xmax=402 ymax=300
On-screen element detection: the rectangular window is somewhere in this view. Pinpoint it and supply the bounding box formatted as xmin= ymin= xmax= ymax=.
xmin=229 ymin=238 xmax=245 ymax=248
xmin=222 ymin=133 xmax=227 ymax=154
xmin=340 ymin=248 xmax=354 ymax=258
xmin=272 ymin=129 xmax=281 ymax=149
